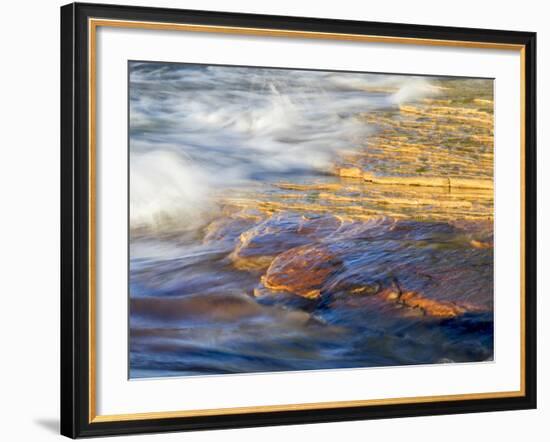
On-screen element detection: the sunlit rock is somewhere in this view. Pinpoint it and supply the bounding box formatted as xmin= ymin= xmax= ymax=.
xmin=230 ymin=213 xmax=341 ymax=271
xmin=338 ymin=167 xmax=364 ymax=179
xmin=261 ymin=245 xmax=342 ymax=299
xmin=397 ymin=291 xmax=466 ymax=318
xmin=253 ymin=218 xmax=493 ymax=314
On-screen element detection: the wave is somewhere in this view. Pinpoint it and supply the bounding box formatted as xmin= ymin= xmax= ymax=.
xmin=130 ymin=150 xmax=218 ymax=232
xmin=129 ymin=63 xmax=439 ymax=231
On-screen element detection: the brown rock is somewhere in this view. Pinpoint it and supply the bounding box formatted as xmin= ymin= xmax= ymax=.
xmin=260 ymin=245 xmax=342 ymax=299
xmin=398 ymin=291 xmax=466 ymax=318
xmin=231 ymin=214 xmax=341 ymax=271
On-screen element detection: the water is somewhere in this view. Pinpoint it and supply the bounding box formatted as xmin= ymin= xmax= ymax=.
xmin=129 ymin=62 xmax=438 ymax=232
xmin=129 ymin=62 xmax=494 ymax=378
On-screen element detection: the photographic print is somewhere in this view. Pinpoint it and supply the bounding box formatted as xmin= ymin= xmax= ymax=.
xmin=128 ymin=61 xmax=494 ymax=379
xmin=61 ymin=6 xmax=536 ymax=436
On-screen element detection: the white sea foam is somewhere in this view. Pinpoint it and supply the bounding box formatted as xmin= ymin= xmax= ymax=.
xmin=129 ymin=63 xmax=438 ymax=231
xmin=130 ymin=150 xmax=217 ymax=232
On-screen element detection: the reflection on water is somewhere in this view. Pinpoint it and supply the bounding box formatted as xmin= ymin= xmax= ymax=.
xmin=129 ymin=62 xmax=494 ymax=378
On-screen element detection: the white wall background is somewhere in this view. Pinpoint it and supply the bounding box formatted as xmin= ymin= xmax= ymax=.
xmin=0 ymin=0 xmax=546 ymax=440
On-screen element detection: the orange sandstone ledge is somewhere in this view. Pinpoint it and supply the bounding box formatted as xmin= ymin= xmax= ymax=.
xmin=398 ymin=291 xmax=466 ymax=318
xmin=337 ymin=167 xmax=493 ymax=191
xmin=379 ymin=288 xmax=469 ymax=319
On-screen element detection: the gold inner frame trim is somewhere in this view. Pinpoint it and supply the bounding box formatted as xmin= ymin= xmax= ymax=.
xmin=88 ymin=17 xmax=527 ymax=424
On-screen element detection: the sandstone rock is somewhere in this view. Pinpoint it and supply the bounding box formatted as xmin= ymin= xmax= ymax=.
xmin=338 ymin=167 xmax=364 ymax=179
xmin=241 ymin=216 xmax=493 ymax=314
xmin=357 ymin=172 xmax=493 ymax=192
xmin=449 ymin=177 xmax=494 ymax=190
xmin=203 ymin=212 xmax=261 ymax=244
xmin=397 ymin=291 xmax=466 ymax=318
xmin=363 ymin=172 xmax=450 ymax=188
xmin=260 ymin=245 xmax=342 ymax=299
xmin=230 ymin=213 xmax=341 ymax=271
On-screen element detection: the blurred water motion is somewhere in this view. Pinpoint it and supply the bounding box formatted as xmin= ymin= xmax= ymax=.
xmin=129 ymin=62 xmax=493 ymax=378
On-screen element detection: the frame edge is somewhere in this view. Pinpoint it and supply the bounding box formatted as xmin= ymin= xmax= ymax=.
xmin=61 ymin=2 xmax=537 ymax=437
xmin=523 ymin=31 xmax=537 ymax=411
xmin=60 ymin=2 xmax=77 ymax=439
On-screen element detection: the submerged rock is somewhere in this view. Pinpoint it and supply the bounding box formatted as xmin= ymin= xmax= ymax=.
xmin=203 ymin=211 xmax=262 ymax=245
xmin=230 ymin=213 xmax=341 ymax=271
xmin=253 ymin=217 xmax=492 ymax=317
xmin=396 ymin=291 xmax=466 ymax=318
xmin=260 ymin=245 xmax=342 ymax=299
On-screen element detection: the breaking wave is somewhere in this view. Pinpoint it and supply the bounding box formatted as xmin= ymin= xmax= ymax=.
xmin=129 ymin=62 xmax=438 ymax=231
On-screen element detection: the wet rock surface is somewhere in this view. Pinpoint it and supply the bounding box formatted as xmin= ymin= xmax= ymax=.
xmin=130 ymin=212 xmax=493 ymax=377
xmin=253 ymin=215 xmax=492 ymax=312
xmin=230 ymin=213 xmax=341 ymax=271
xmin=261 ymin=244 xmax=342 ymax=299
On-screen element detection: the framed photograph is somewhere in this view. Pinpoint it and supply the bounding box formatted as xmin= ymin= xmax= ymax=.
xmin=60 ymin=2 xmax=537 ymax=438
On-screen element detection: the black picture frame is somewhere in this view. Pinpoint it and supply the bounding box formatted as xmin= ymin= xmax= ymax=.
xmin=61 ymin=2 xmax=537 ymax=438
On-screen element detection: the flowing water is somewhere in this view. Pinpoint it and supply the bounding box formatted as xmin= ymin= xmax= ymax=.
xmin=129 ymin=62 xmax=494 ymax=378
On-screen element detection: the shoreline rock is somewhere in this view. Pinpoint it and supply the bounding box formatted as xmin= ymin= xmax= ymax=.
xmin=260 ymin=245 xmax=342 ymax=299
xmin=337 ymin=167 xmax=493 ymax=191
xmin=250 ymin=216 xmax=492 ymax=318
xmin=230 ymin=214 xmax=341 ymax=271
